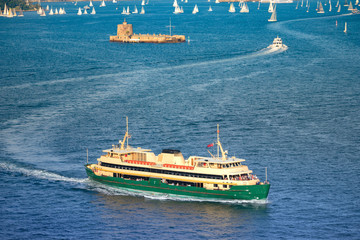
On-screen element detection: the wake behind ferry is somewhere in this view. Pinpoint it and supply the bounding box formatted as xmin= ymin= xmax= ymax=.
xmin=85 ymin=118 xmax=270 ymax=200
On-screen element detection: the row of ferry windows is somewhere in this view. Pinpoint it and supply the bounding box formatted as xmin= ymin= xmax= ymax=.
xmin=100 ymin=162 xmax=223 ymax=180
xmin=199 ymin=162 xmax=242 ymax=168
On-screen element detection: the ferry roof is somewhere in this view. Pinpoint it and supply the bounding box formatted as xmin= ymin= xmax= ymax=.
xmin=103 ymin=147 xmax=152 ymax=154
xmin=193 ymin=156 xmax=245 ymax=163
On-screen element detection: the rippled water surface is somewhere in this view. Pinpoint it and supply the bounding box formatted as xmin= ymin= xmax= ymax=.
xmin=1 ymin=1 xmax=360 ymax=239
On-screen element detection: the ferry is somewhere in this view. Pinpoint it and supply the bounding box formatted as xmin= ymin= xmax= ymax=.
xmin=267 ymin=36 xmax=288 ymax=50
xmin=85 ymin=118 xmax=270 ymax=200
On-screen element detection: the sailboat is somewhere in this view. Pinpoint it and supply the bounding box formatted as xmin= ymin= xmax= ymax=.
xmin=306 ymin=2 xmax=310 ymax=12
xmin=49 ymin=8 xmax=54 ymax=15
xmin=317 ymin=2 xmax=325 ymax=13
xmin=173 ymin=5 xmax=181 ymax=14
xmin=18 ymin=8 xmax=24 ymax=17
xmin=121 ymin=7 xmax=126 ymax=14
xmin=46 ymin=5 xmax=49 ymax=11
xmin=185 ymin=0 xmax=188 ymax=3
xmin=301 ymin=0 xmax=303 ymax=7
xmin=348 ymin=1 xmax=354 ymax=10
xmin=306 ymin=0 xmax=309 ymax=7
xmin=337 ymin=4 xmax=341 ymax=11
xmin=296 ymin=1 xmax=299 ymax=9
xmin=142 ymin=0 xmax=146 ymax=6
xmin=268 ymin=5 xmax=277 ymax=22
xmin=335 ymin=0 xmax=339 ymax=7
xmin=268 ymin=1 xmax=274 ymax=13
xmin=229 ymin=3 xmax=235 ymax=12
xmin=140 ymin=6 xmax=145 ymax=14
xmin=215 ymin=0 xmax=220 ymax=3
xmin=240 ymin=3 xmax=249 ymax=13
xmin=344 ymin=22 xmax=347 ymax=33
xmin=113 ymin=0 xmax=117 ymax=3
xmin=75 ymin=0 xmax=78 ymax=6
xmin=126 ymin=6 xmax=131 ymax=15
xmin=91 ymin=7 xmax=96 ymax=14
xmin=77 ymin=7 xmax=82 ymax=15
xmin=100 ymin=0 xmax=106 ymax=7
xmin=180 ymin=6 xmax=184 ymax=13
xmin=329 ymin=1 xmax=332 ymax=11
xmin=12 ymin=8 xmax=17 ymax=17
xmin=208 ymin=5 xmax=213 ymax=11
xmin=173 ymin=0 xmax=179 ymax=7
xmin=7 ymin=7 xmax=13 ymax=17
xmin=132 ymin=5 xmax=138 ymax=13
xmin=83 ymin=8 xmax=88 ymax=14
xmin=40 ymin=8 xmax=46 ymax=16
xmin=356 ymin=0 xmax=359 ymax=5
xmin=192 ymin=4 xmax=199 ymax=14
xmin=344 ymin=0 xmax=349 ymax=6
xmin=55 ymin=8 xmax=58 ymax=14
xmin=89 ymin=1 xmax=93 ymax=7
xmin=258 ymin=1 xmax=260 ymax=10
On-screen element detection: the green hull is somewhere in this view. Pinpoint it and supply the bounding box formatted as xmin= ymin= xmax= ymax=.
xmin=85 ymin=166 xmax=270 ymax=200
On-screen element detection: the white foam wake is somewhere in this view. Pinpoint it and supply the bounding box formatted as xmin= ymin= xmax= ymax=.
xmin=0 ymin=162 xmax=88 ymax=184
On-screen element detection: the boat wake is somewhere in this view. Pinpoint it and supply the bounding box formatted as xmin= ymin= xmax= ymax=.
xmin=0 ymin=162 xmax=88 ymax=184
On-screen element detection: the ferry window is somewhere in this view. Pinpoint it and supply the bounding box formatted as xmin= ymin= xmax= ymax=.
xmin=214 ymin=184 xmax=218 ymax=187
xmin=223 ymin=185 xmax=227 ymax=188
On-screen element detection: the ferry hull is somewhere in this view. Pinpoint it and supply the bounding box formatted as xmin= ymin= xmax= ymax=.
xmin=85 ymin=165 xmax=270 ymax=200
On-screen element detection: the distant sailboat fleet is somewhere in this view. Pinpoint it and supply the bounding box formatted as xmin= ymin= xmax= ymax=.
xmin=1 ymin=0 xmax=359 ymax=25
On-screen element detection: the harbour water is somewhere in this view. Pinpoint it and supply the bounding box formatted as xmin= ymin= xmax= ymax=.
xmin=1 ymin=1 xmax=360 ymax=239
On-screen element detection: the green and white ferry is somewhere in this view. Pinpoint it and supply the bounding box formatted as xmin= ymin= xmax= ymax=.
xmin=85 ymin=119 xmax=270 ymax=200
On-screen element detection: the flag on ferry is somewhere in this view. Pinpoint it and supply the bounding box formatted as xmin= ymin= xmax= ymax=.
xmin=207 ymin=143 xmax=214 ymax=148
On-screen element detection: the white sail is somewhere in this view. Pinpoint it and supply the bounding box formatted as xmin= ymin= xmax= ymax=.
xmin=126 ymin=6 xmax=131 ymax=15
xmin=301 ymin=0 xmax=303 ymax=7
xmin=268 ymin=5 xmax=277 ymax=22
xmin=335 ymin=0 xmax=339 ymax=7
xmin=12 ymin=8 xmax=17 ymax=17
xmin=173 ymin=5 xmax=181 ymax=14
xmin=132 ymin=5 xmax=138 ymax=13
xmin=215 ymin=0 xmax=219 ymax=3
xmin=240 ymin=3 xmax=249 ymax=12
xmin=55 ymin=8 xmax=58 ymax=14
xmin=100 ymin=0 xmax=106 ymax=7
xmin=344 ymin=22 xmax=347 ymax=33
xmin=40 ymin=8 xmax=46 ymax=16
xmin=59 ymin=7 xmax=63 ymax=14
xmin=89 ymin=1 xmax=93 ymax=7
xmin=8 ymin=7 xmax=13 ymax=17
xmin=329 ymin=1 xmax=332 ymax=11
xmin=268 ymin=1 xmax=274 ymax=12
xmin=306 ymin=0 xmax=309 ymax=7
xmin=306 ymin=2 xmax=310 ymax=12
xmin=229 ymin=3 xmax=235 ymax=12
xmin=83 ymin=8 xmax=88 ymax=14
xmin=348 ymin=1 xmax=354 ymax=10
xmin=122 ymin=7 xmax=126 ymax=14
xmin=77 ymin=7 xmax=82 ymax=15
xmin=258 ymin=1 xmax=260 ymax=9
xmin=173 ymin=0 xmax=179 ymax=7
xmin=140 ymin=6 xmax=145 ymax=14
xmin=192 ymin=4 xmax=199 ymax=14
xmin=180 ymin=6 xmax=184 ymax=13
xmin=296 ymin=1 xmax=299 ymax=9
xmin=3 ymin=4 xmax=8 ymax=16
xmin=49 ymin=8 xmax=54 ymax=15
xmin=113 ymin=0 xmax=117 ymax=3
xmin=356 ymin=0 xmax=359 ymax=5
xmin=91 ymin=7 xmax=96 ymax=14
xmin=142 ymin=0 xmax=146 ymax=5
xmin=208 ymin=5 xmax=213 ymax=11
xmin=317 ymin=2 xmax=324 ymax=13
xmin=337 ymin=4 xmax=341 ymax=11
xmin=185 ymin=0 xmax=188 ymax=3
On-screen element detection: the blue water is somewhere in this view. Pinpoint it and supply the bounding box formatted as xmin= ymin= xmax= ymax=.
xmin=1 ymin=0 xmax=360 ymax=239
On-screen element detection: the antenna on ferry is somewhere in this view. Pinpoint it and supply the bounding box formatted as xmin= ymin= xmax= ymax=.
xmin=86 ymin=148 xmax=88 ymax=164
xmin=265 ymin=167 xmax=268 ymax=182
xmin=217 ymin=124 xmax=220 ymax=159
xmin=126 ymin=116 xmax=129 ymax=149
